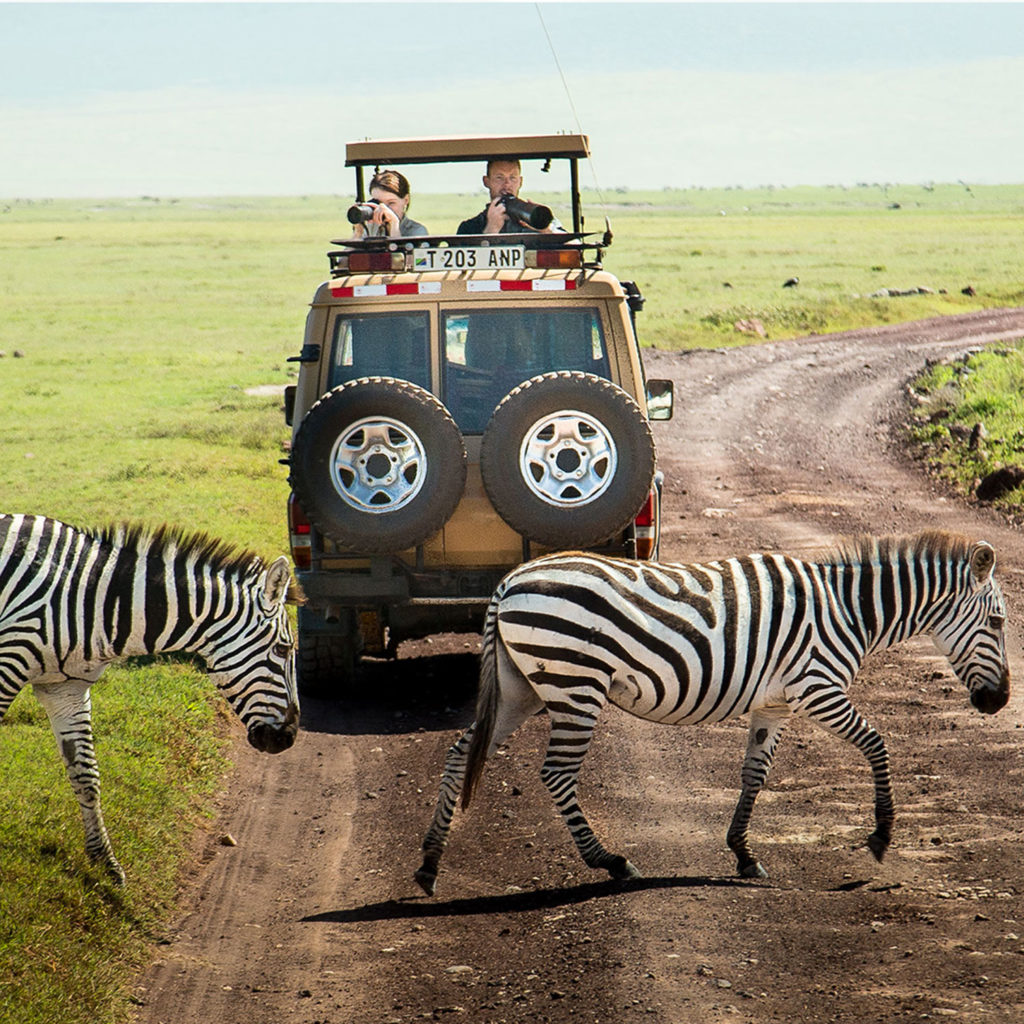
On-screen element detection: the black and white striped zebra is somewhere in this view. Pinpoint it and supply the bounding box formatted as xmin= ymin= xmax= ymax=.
xmin=0 ymin=514 xmax=301 ymax=884
xmin=416 ymin=531 xmax=1010 ymax=894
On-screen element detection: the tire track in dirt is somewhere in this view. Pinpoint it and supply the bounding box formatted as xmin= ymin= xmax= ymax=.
xmin=135 ymin=729 xmax=358 ymax=1022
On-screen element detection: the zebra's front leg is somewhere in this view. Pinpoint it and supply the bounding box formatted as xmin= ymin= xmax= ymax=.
xmin=796 ymin=686 xmax=894 ymax=863
xmin=541 ymin=711 xmax=640 ymax=882
xmin=33 ymin=681 xmax=125 ymax=885
xmin=415 ymin=726 xmax=475 ymax=896
xmin=727 ymin=710 xmax=788 ymax=878
xmin=846 ymin=718 xmax=894 ymax=862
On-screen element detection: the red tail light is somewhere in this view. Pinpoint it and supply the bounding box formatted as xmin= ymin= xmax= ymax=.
xmin=346 ymin=251 xmax=401 ymax=272
xmin=634 ymin=491 xmax=655 ymax=527
xmin=633 ymin=490 xmax=658 ymax=560
xmin=288 ymin=494 xmax=312 ymax=570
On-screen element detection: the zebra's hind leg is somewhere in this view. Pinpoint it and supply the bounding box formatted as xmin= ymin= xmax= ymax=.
xmin=415 ymin=724 xmax=476 ymax=896
xmin=727 ymin=710 xmax=789 ymax=879
xmin=415 ymin=656 xmax=542 ymax=896
xmin=33 ymin=681 xmax=125 ymax=885
xmin=540 ymin=708 xmax=640 ymax=883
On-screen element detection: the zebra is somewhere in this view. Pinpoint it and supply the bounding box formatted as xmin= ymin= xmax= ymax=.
xmin=415 ymin=531 xmax=1010 ymax=895
xmin=0 ymin=514 xmax=302 ymax=884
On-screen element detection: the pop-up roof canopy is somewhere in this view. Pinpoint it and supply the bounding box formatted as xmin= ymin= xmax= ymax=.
xmin=345 ymin=134 xmax=590 ymax=167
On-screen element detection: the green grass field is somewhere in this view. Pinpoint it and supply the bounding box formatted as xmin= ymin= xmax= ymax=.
xmin=1 ymin=183 xmax=1023 ymax=1023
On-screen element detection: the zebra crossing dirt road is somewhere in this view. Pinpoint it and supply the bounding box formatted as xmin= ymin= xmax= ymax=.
xmin=133 ymin=308 xmax=1024 ymax=1024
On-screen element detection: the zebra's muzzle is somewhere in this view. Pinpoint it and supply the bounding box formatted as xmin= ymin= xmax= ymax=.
xmin=970 ymin=670 xmax=1010 ymax=715
xmin=247 ymin=702 xmax=300 ymax=753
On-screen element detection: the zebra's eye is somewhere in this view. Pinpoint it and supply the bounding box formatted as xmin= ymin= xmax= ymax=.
xmin=989 ymin=614 xmax=1005 ymax=630
xmin=273 ymin=642 xmax=294 ymax=657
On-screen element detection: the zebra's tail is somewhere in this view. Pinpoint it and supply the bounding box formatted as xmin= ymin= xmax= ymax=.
xmin=461 ymin=594 xmax=501 ymax=811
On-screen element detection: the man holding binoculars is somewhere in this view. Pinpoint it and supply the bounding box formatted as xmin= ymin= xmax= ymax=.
xmin=457 ymin=158 xmax=563 ymax=235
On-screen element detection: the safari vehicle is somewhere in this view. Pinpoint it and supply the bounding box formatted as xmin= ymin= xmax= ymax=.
xmin=283 ymin=134 xmax=674 ymax=695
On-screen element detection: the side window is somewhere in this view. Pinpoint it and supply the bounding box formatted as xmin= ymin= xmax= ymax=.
xmin=443 ymin=308 xmax=609 ymax=433
xmin=328 ymin=312 xmax=430 ymax=390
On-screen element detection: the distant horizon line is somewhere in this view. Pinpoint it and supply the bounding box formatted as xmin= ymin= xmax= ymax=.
xmin=5 ymin=180 xmax=1024 ymax=203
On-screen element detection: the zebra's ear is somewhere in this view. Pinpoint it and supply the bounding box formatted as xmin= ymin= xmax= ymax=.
xmin=263 ymin=556 xmax=293 ymax=608
xmin=970 ymin=541 xmax=996 ymax=584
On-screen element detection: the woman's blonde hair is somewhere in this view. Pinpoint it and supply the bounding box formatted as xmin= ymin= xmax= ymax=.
xmin=370 ymin=169 xmax=411 ymax=204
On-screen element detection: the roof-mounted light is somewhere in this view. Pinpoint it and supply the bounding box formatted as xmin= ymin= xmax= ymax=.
xmin=527 ymin=248 xmax=583 ymax=270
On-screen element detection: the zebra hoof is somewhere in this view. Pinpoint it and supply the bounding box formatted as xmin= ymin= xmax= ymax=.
xmin=607 ymin=856 xmax=641 ymax=881
xmin=739 ymin=860 xmax=769 ymax=879
xmin=414 ymin=866 xmax=437 ymax=897
xmin=91 ymin=852 xmax=125 ymax=886
xmin=866 ymin=833 xmax=889 ymax=863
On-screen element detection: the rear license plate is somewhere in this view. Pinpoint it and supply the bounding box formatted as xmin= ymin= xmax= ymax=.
xmin=412 ymin=246 xmax=525 ymax=271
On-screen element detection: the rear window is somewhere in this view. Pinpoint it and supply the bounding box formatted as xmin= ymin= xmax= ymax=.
xmin=444 ymin=308 xmax=610 ymax=433
xmin=328 ymin=312 xmax=430 ymax=390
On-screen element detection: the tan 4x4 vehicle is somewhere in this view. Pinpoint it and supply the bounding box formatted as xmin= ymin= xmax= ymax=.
xmin=284 ymin=135 xmax=673 ymax=695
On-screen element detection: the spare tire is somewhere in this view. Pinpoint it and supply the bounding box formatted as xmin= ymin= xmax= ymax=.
xmin=480 ymin=371 xmax=656 ymax=549
xmin=289 ymin=377 xmax=467 ymax=553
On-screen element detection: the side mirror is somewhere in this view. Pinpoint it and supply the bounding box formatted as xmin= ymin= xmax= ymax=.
xmin=646 ymin=379 xmax=674 ymax=421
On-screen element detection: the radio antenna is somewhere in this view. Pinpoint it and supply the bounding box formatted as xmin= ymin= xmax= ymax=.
xmin=534 ymin=3 xmax=607 ymax=209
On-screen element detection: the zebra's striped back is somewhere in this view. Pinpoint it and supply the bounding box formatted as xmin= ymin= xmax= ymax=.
xmin=498 ymin=551 xmax=804 ymax=725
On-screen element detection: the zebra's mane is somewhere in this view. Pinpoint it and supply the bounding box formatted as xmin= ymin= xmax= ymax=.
xmin=811 ymin=530 xmax=973 ymax=567
xmin=93 ymin=521 xmax=269 ymax=578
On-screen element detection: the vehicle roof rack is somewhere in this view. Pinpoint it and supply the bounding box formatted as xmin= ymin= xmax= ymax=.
xmin=344 ymin=133 xmax=591 ymax=233
xmin=326 ymin=230 xmax=612 ymax=278
xmin=329 ymin=232 xmax=594 ymax=250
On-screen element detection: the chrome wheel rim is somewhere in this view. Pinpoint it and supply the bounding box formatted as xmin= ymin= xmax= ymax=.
xmin=330 ymin=416 xmax=427 ymax=512
xmin=519 ymin=409 xmax=617 ymax=506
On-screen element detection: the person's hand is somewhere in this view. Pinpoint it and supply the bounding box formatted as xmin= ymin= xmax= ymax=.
xmin=373 ymin=203 xmax=402 ymax=236
xmin=484 ymin=195 xmax=508 ymax=233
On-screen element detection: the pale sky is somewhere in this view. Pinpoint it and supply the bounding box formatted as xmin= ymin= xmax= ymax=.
xmin=2 ymin=1 xmax=1024 ymax=197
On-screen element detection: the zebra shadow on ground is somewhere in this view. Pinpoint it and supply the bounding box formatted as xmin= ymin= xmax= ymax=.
xmin=299 ymin=649 xmax=480 ymax=737
xmin=302 ymin=874 xmax=761 ymax=924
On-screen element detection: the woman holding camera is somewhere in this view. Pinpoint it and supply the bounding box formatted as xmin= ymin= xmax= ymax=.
xmin=350 ymin=169 xmax=428 ymax=238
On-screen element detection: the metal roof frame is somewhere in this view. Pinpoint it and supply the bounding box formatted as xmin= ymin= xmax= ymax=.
xmin=345 ymin=134 xmax=591 ymax=233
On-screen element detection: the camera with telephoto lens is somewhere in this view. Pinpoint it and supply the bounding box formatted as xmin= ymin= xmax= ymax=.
xmin=346 ymin=199 xmax=381 ymax=225
xmin=498 ymin=193 xmax=553 ymax=230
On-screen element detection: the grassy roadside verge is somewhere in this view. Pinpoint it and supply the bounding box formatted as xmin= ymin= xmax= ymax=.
xmin=905 ymin=340 xmax=1024 ymax=521
xmin=0 ymin=662 xmax=232 ymax=1024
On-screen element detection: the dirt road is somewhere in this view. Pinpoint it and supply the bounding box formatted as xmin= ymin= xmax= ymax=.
xmin=133 ymin=309 xmax=1024 ymax=1024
